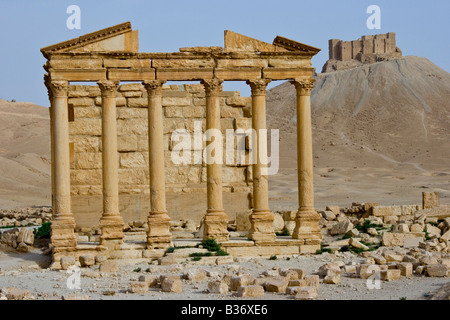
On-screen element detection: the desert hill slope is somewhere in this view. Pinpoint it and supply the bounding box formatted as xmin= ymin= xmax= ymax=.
xmin=0 ymin=99 xmax=51 ymax=208
xmin=266 ymin=56 xmax=450 ymax=209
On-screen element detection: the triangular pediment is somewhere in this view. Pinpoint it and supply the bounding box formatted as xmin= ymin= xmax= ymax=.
xmin=40 ymin=22 xmax=139 ymax=57
xmin=224 ymin=30 xmax=288 ymax=53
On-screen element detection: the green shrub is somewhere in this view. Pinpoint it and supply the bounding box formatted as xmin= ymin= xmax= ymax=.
xmin=275 ymin=228 xmax=290 ymax=236
xmin=35 ymin=222 xmax=51 ymax=239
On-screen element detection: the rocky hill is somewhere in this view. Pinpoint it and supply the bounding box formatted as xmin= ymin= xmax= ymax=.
xmin=266 ymin=56 xmax=450 ymax=208
xmin=0 ymin=99 xmax=51 ymax=208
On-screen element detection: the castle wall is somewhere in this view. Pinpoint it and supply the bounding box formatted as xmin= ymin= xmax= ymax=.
xmin=329 ymin=32 xmax=399 ymax=62
xmin=67 ymin=83 xmax=253 ymax=228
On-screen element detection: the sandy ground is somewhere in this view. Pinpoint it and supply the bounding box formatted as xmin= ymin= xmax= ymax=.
xmin=0 ymin=246 xmax=447 ymax=301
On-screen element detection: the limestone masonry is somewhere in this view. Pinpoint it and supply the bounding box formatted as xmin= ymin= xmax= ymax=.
xmin=322 ymin=32 xmax=403 ymax=73
xmin=68 ymin=83 xmax=252 ymax=228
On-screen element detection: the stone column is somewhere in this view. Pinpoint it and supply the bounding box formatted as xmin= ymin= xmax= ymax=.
xmin=48 ymin=80 xmax=77 ymax=254
xmin=98 ymin=80 xmax=124 ymax=246
xmin=201 ymin=79 xmax=229 ymax=242
xmin=291 ymin=79 xmax=321 ymax=241
xmin=44 ymin=75 xmax=55 ymax=217
xmin=247 ymin=79 xmax=276 ymax=242
xmin=143 ymin=80 xmax=172 ymax=249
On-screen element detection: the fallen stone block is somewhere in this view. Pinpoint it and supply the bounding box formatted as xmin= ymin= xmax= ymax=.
xmin=183 ymin=268 xmax=207 ymax=282
xmin=397 ymin=262 xmax=413 ymax=277
xmin=236 ymin=285 xmax=264 ymax=297
xmin=294 ymin=286 xmax=318 ymax=300
xmin=318 ymin=262 xmax=342 ymax=278
xmin=372 ymin=206 xmax=402 ymax=217
xmin=207 ymin=280 xmax=228 ymax=294
xmin=280 ymin=269 xmax=299 ymax=280
xmin=130 ymin=281 xmax=149 ymax=294
xmin=263 ymin=278 xmax=289 ymax=293
xmin=286 ymin=286 xmax=303 ymax=295
xmin=323 ymin=274 xmax=341 ymax=284
xmin=230 ymin=274 xmax=255 ymax=291
xmin=138 ymin=275 xmax=159 ymax=287
xmin=99 ymin=260 xmax=119 ymax=273
xmin=425 ymin=264 xmax=448 ymax=277
xmin=79 ymin=255 xmax=95 ymax=267
xmin=288 ymin=279 xmax=307 ymax=287
xmin=158 ymin=255 xmax=177 ymax=266
xmin=380 ymin=269 xmax=401 ymax=281
xmin=1 ymin=287 xmax=31 ymax=300
xmin=60 ymin=256 xmax=76 ymax=270
xmin=349 ymin=238 xmax=369 ymax=251
xmin=304 ymin=275 xmax=320 ymax=290
xmin=384 ymin=253 xmax=403 ymax=262
xmin=16 ymin=242 xmax=29 ymax=253
xmin=322 ymin=210 xmax=336 ymax=221
xmin=330 ymin=221 xmax=354 ymax=236
xmin=161 ymin=278 xmax=183 ymax=293
xmin=382 ymin=232 xmax=405 ymax=247
xmin=17 ymin=228 xmax=34 ymax=246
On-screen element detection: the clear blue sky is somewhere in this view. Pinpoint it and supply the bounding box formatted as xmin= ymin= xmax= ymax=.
xmin=0 ymin=0 xmax=449 ymax=106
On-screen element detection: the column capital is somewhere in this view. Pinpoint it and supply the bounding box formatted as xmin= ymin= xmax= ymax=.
xmin=143 ymin=80 xmax=166 ymax=96
xmin=291 ymin=78 xmax=315 ymax=96
xmin=201 ymin=79 xmax=223 ymax=97
xmin=98 ymin=80 xmax=120 ymax=98
xmin=48 ymin=80 xmax=69 ymax=98
xmin=247 ymin=79 xmax=272 ymax=96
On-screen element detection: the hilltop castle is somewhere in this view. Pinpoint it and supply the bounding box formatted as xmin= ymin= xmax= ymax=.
xmin=322 ymin=32 xmax=403 ymax=73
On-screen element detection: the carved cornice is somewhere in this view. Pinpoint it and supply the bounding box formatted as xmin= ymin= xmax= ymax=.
xmin=247 ymin=79 xmax=272 ymax=96
xmin=98 ymin=80 xmax=120 ymax=98
xmin=291 ymin=78 xmax=315 ymax=96
xmin=201 ymin=79 xmax=223 ymax=97
xmin=143 ymin=80 xmax=166 ymax=96
xmin=48 ymin=80 xmax=69 ymax=98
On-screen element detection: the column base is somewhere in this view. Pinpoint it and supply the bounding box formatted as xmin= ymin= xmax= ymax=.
xmin=100 ymin=216 xmax=124 ymax=245
xmin=147 ymin=211 xmax=172 ymax=249
xmin=292 ymin=209 xmax=322 ymax=241
xmin=203 ymin=210 xmax=229 ymax=242
xmin=248 ymin=210 xmax=276 ymax=242
xmin=51 ymin=219 xmax=77 ymax=249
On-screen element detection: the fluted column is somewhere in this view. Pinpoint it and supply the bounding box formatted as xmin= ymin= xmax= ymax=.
xmin=291 ymin=79 xmax=321 ymax=241
xmin=201 ymin=79 xmax=229 ymax=242
xmin=98 ymin=80 xmax=124 ymax=246
xmin=143 ymin=80 xmax=172 ymax=249
xmin=48 ymin=80 xmax=77 ymax=254
xmin=247 ymin=79 xmax=276 ymax=242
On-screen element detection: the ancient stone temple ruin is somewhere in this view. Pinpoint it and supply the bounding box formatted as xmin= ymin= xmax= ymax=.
xmin=41 ymin=22 xmax=321 ymax=268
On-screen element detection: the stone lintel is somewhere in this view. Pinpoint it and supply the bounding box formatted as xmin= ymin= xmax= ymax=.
xmin=262 ymin=68 xmax=313 ymax=80
xmin=156 ymin=68 xmax=214 ymax=81
xmin=49 ymin=68 xmax=107 ymax=82
xmin=214 ymin=67 xmax=262 ymax=80
xmin=107 ymin=68 xmax=155 ymax=81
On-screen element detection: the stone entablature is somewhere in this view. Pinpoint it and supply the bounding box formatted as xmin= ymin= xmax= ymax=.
xmin=322 ymin=32 xmax=402 ymax=73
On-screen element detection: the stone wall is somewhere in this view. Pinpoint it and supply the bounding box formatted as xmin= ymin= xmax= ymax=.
xmin=68 ymin=83 xmax=253 ymax=228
